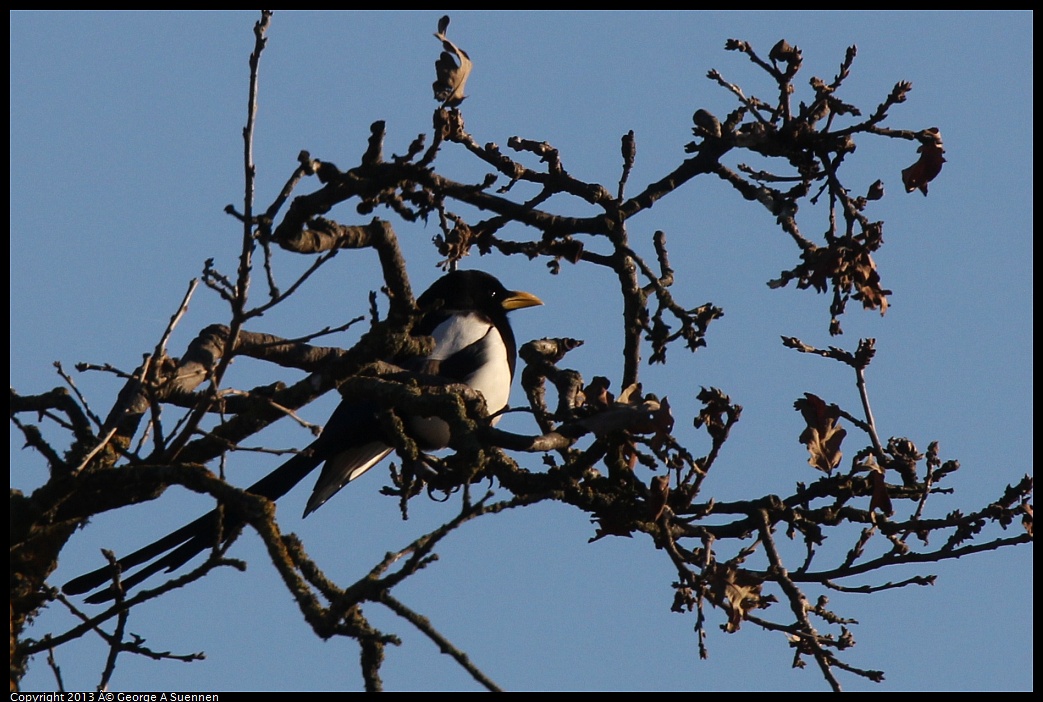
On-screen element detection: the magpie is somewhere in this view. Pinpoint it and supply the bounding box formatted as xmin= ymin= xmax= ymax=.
xmin=63 ymin=270 xmax=542 ymax=603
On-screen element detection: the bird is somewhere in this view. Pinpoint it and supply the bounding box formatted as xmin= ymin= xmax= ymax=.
xmin=63 ymin=269 xmax=542 ymax=603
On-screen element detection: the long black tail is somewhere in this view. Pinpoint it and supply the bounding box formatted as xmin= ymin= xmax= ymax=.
xmin=62 ymin=448 xmax=323 ymax=603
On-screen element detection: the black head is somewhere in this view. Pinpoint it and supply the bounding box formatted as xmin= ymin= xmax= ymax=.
xmin=417 ymin=270 xmax=542 ymax=319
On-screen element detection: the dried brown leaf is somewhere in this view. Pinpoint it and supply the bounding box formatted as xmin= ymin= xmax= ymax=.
xmin=852 ymin=248 xmax=889 ymax=315
xmin=581 ymin=376 xmax=613 ymax=410
xmin=433 ymin=16 xmax=473 ymax=107
xmin=617 ymin=382 xmax=642 ymax=405
xmin=649 ymin=474 xmax=670 ymax=521
xmin=863 ymin=456 xmax=894 ymax=516
xmin=794 ymin=393 xmax=847 ymax=473
xmin=706 ymin=563 xmax=766 ymax=632
xmin=902 ymin=127 xmax=946 ymax=195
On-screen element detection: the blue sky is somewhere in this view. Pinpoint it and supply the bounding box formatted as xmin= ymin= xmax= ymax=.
xmin=10 ymin=11 xmax=1032 ymax=692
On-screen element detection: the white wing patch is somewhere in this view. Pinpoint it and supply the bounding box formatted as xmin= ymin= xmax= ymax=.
xmin=304 ymin=442 xmax=392 ymax=516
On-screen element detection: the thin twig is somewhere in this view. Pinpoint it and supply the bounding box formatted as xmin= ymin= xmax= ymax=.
xmin=379 ymin=594 xmax=502 ymax=692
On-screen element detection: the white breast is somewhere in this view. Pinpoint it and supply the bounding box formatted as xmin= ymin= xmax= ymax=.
xmin=428 ymin=313 xmax=492 ymax=360
xmin=429 ymin=311 xmax=511 ymax=416
xmin=464 ymin=330 xmax=510 ymax=417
